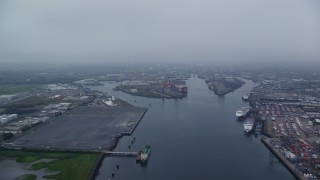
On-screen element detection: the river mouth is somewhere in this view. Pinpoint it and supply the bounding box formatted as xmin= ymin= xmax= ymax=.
xmin=0 ymin=158 xmax=59 ymax=180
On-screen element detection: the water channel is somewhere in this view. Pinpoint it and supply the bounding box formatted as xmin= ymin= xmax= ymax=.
xmin=92 ymin=76 xmax=294 ymax=180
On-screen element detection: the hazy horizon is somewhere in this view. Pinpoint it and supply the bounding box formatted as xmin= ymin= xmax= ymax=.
xmin=1 ymin=0 xmax=320 ymax=65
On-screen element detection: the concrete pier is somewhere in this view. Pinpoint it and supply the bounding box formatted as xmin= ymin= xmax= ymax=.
xmin=122 ymin=108 xmax=148 ymax=135
xmin=103 ymin=151 xmax=138 ymax=157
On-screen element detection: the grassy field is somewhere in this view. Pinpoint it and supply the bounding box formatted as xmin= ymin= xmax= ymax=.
xmin=0 ymin=84 xmax=39 ymax=95
xmin=0 ymin=150 xmax=100 ymax=180
xmin=32 ymin=154 xmax=99 ymax=179
xmin=15 ymin=174 xmax=37 ymax=180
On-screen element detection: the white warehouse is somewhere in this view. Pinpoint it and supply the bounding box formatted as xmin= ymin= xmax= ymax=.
xmin=0 ymin=114 xmax=18 ymax=124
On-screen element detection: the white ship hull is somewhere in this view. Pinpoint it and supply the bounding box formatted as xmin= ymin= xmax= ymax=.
xmin=243 ymin=118 xmax=255 ymax=133
xmin=244 ymin=124 xmax=253 ymax=133
xmin=236 ymin=107 xmax=250 ymax=118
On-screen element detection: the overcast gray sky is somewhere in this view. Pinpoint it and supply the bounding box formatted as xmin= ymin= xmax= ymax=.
xmin=0 ymin=0 xmax=320 ymax=65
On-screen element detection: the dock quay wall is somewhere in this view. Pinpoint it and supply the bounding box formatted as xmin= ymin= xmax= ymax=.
xmin=89 ymin=153 xmax=105 ymax=180
xmin=261 ymin=137 xmax=305 ymax=180
xmin=123 ymin=107 xmax=148 ymax=135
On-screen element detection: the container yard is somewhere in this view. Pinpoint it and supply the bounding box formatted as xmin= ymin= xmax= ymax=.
xmin=248 ymin=77 xmax=320 ymax=180
xmin=262 ymin=137 xmax=320 ymax=179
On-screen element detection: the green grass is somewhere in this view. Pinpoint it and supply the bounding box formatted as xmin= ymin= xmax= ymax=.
xmin=15 ymin=174 xmax=37 ymax=180
xmin=32 ymin=154 xmax=98 ymax=180
xmin=0 ymin=84 xmax=39 ymax=95
xmin=16 ymin=156 xmax=40 ymax=163
xmin=0 ymin=150 xmax=77 ymax=163
xmin=0 ymin=150 xmax=100 ymax=180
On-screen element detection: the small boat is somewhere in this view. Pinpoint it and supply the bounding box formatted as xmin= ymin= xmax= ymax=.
xmin=136 ymin=145 xmax=151 ymax=164
xmin=242 ymin=94 xmax=249 ymax=101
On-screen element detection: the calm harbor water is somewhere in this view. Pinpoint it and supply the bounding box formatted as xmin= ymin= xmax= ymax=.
xmin=91 ymin=76 xmax=294 ymax=180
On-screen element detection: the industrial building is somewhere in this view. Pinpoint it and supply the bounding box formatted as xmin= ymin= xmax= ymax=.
xmin=0 ymin=114 xmax=18 ymax=124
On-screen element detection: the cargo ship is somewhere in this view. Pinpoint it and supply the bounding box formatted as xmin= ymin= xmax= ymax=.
xmin=243 ymin=118 xmax=255 ymax=133
xmin=236 ymin=107 xmax=250 ymax=118
xmin=136 ymin=145 xmax=151 ymax=164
